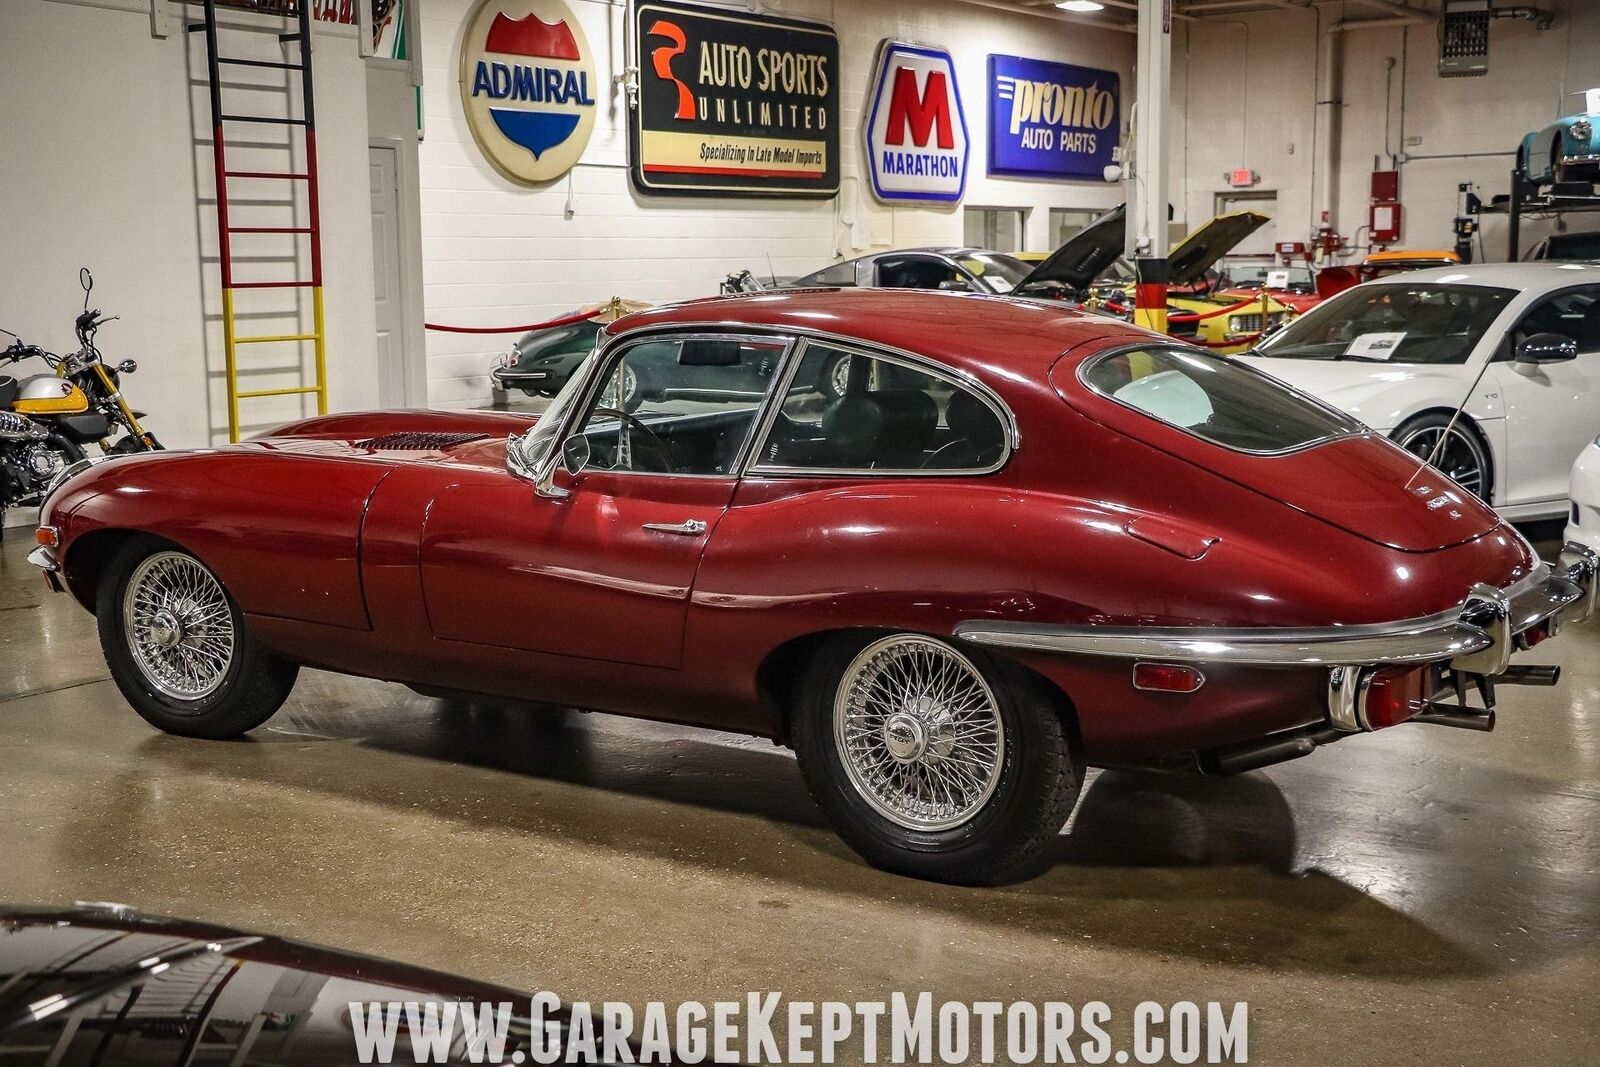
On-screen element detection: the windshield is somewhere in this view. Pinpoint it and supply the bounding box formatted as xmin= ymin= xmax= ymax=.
xmin=956 ymin=253 xmax=1033 ymax=294
xmin=516 ymin=347 xmax=598 ymax=467
xmin=1254 ymin=282 xmax=1515 ymax=364
xmin=1224 ymin=263 xmax=1314 ymax=292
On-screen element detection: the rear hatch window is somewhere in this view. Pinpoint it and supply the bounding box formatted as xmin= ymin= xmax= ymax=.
xmin=1080 ymin=346 xmax=1364 ymax=453
xmin=1060 ymin=345 xmax=1503 ymax=552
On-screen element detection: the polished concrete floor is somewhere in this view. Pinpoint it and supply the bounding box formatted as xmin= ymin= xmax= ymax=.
xmin=1 ymin=529 xmax=1596 ymax=1065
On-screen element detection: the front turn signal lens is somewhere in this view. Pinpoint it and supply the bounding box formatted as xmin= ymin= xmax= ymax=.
xmin=1132 ymin=662 xmax=1206 ymax=694
xmin=35 ymin=526 xmax=58 ymax=548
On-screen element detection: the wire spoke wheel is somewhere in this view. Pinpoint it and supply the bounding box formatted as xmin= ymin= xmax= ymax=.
xmin=122 ymin=551 xmax=236 ymax=703
xmin=1398 ymin=423 xmax=1487 ymax=499
xmin=834 ymin=635 xmax=1005 ymax=832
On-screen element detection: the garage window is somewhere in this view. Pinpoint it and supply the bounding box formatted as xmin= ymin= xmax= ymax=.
xmin=751 ymin=344 xmax=1010 ymax=474
xmin=1082 ymin=346 xmax=1364 ymax=454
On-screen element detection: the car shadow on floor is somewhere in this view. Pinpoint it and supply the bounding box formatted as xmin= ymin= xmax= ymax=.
xmin=99 ymin=680 xmax=1504 ymax=981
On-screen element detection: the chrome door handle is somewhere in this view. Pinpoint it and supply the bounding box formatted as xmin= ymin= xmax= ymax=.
xmin=642 ymin=519 xmax=708 ymax=536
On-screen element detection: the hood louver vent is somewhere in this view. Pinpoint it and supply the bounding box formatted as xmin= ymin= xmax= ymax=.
xmin=354 ymin=431 xmax=490 ymax=451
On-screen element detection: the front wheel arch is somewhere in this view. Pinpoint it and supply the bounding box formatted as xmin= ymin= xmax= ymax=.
xmin=63 ymin=529 xmax=202 ymax=614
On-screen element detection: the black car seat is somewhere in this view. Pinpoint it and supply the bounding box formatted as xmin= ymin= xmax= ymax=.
xmin=868 ymin=389 xmax=939 ymax=466
xmin=923 ymin=389 xmax=1004 ymax=469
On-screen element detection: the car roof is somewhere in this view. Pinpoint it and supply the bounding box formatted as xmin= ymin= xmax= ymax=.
xmin=1364 ymin=260 xmax=1600 ymax=288
xmin=606 ymin=289 xmax=1145 ymax=375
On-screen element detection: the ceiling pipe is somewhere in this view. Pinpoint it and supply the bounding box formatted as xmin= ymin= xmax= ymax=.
xmin=949 ymin=0 xmax=1138 ymax=33
xmin=1347 ymin=0 xmax=1435 ymax=20
xmin=1330 ymin=15 xmax=1430 ymax=30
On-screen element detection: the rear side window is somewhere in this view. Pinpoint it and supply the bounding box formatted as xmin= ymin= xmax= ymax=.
xmin=753 ymin=343 xmax=1009 ymax=473
xmin=1082 ymin=346 xmax=1364 ymax=454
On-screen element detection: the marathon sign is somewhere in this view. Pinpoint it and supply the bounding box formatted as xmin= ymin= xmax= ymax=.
xmin=864 ymin=40 xmax=970 ymax=204
xmin=988 ymin=54 xmax=1119 ymax=181
xmin=631 ymin=0 xmax=840 ymax=199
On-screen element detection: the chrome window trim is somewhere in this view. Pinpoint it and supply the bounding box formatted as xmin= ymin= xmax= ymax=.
xmin=603 ymin=320 xmax=1022 ymax=455
xmin=739 ymin=338 xmax=1018 ymax=479
xmin=554 ymin=330 xmax=799 ymax=482
xmin=1076 ymin=341 xmax=1369 ymax=458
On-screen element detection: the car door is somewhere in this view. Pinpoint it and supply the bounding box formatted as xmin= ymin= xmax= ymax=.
xmin=1488 ymin=284 xmax=1600 ymax=508
xmin=419 ymin=334 xmax=790 ymax=669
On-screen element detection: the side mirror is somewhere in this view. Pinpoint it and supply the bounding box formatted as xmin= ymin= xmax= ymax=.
xmin=937 ymin=279 xmax=971 ymax=293
xmin=116 ymin=359 xmax=138 ymax=374
xmin=560 ymin=434 xmax=590 ymax=475
xmin=1515 ymin=332 xmax=1579 ymax=365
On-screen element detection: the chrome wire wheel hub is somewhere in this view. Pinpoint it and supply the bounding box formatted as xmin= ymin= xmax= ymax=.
xmin=834 ymin=636 xmax=1005 ymax=832
xmin=123 ymin=552 xmax=235 ymax=702
xmin=1399 ymin=424 xmax=1486 ymax=498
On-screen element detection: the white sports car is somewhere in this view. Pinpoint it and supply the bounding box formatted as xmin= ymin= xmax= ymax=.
xmin=1241 ymin=262 xmax=1600 ymax=522
xmin=1569 ymin=437 xmax=1600 ymax=553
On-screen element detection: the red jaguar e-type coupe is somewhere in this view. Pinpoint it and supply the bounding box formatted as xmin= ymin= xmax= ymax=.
xmin=28 ymin=290 xmax=1599 ymax=884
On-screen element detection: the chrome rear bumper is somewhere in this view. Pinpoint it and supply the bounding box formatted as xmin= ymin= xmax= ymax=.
xmin=955 ymin=543 xmax=1598 ymax=671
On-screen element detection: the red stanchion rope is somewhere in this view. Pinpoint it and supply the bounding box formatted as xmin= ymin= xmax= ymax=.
xmin=423 ymin=309 xmax=603 ymax=334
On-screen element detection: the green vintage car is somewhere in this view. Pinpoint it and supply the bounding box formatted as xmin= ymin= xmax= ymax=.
xmin=1520 ymin=93 xmax=1600 ymax=186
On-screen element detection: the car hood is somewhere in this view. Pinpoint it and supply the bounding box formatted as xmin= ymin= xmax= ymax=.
xmin=1236 ymin=355 xmax=1470 ymax=432
xmin=1017 ymin=205 xmax=1126 ymax=290
xmin=1166 ymin=211 xmax=1270 ymax=285
xmin=0 ymin=904 xmax=614 ymax=1066
xmin=1016 ymin=208 xmax=1269 ymax=291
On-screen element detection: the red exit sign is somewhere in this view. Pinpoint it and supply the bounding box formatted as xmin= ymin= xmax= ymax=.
xmin=1227 ymin=168 xmax=1259 ymax=187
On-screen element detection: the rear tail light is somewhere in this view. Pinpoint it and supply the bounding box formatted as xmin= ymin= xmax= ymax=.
xmin=1362 ymin=665 xmax=1432 ymax=729
xmin=1132 ymin=662 xmax=1206 ymax=694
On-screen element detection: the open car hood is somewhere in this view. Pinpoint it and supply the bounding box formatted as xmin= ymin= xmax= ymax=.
xmin=1016 ymin=205 xmax=1126 ymax=291
xmin=1166 ymin=211 xmax=1270 ymax=285
xmin=1015 ymin=208 xmax=1270 ymax=292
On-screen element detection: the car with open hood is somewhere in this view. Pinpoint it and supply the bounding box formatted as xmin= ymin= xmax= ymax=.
xmin=29 ymin=289 xmax=1598 ymax=885
xmin=1242 ymin=262 xmax=1600 ymax=521
xmin=1017 ymin=210 xmax=1302 ymax=352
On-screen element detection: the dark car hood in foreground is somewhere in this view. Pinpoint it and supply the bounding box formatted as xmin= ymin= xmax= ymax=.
xmin=1016 ymin=205 xmax=1126 ymax=291
xmin=0 ymin=904 xmax=613 ymax=1066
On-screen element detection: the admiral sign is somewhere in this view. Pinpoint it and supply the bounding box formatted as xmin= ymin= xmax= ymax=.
xmin=865 ymin=40 xmax=970 ymax=204
xmin=459 ymin=0 xmax=597 ymax=185
xmin=631 ymin=0 xmax=840 ymax=199
xmin=988 ymin=54 xmax=1119 ymax=181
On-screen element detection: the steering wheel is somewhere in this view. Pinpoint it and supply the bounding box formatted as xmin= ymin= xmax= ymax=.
xmin=590 ymin=407 xmax=676 ymax=473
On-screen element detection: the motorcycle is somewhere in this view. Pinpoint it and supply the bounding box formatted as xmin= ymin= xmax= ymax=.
xmin=0 ymin=269 xmax=161 ymax=525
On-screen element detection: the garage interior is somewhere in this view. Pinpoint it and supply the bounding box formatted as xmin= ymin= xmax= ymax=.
xmin=3 ymin=0 xmax=1600 ymax=1064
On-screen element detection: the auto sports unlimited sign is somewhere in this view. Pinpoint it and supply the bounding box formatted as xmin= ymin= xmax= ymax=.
xmin=865 ymin=40 xmax=970 ymax=204
xmin=459 ymin=0 xmax=597 ymax=185
xmin=988 ymin=54 xmax=1119 ymax=181
xmin=631 ymin=0 xmax=840 ymax=198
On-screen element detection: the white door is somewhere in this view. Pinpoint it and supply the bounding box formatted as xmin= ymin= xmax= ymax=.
xmin=369 ymin=146 xmax=406 ymax=408
xmin=1489 ymin=284 xmax=1600 ymax=508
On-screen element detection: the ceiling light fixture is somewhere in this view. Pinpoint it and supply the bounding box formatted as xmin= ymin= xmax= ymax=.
xmin=1055 ymin=0 xmax=1106 ymax=11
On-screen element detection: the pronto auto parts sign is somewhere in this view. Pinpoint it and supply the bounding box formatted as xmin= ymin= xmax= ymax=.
xmin=988 ymin=54 xmax=1119 ymax=181
xmin=631 ymin=0 xmax=840 ymax=199
xmin=458 ymin=0 xmax=597 ymax=185
xmin=864 ymin=40 xmax=970 ymax=204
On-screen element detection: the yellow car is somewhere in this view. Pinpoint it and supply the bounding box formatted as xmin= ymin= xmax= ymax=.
xmin=1015 ymin=211 xmax=1299 ymax=354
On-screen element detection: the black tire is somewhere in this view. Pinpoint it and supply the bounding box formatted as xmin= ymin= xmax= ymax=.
xmin=791 ymin=632 xmax=1083 ymax=885
xmin=97 ymin=539 xmax=298 ymax=739
xmin=1391 ymin=412 xmax=1494 ymax=503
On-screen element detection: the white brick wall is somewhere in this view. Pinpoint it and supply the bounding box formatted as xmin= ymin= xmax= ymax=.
xmin=1169 ymin=1 xmax=1600 ymax=261
xmin=418 ymin=0 xmax=1136 ymax=408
